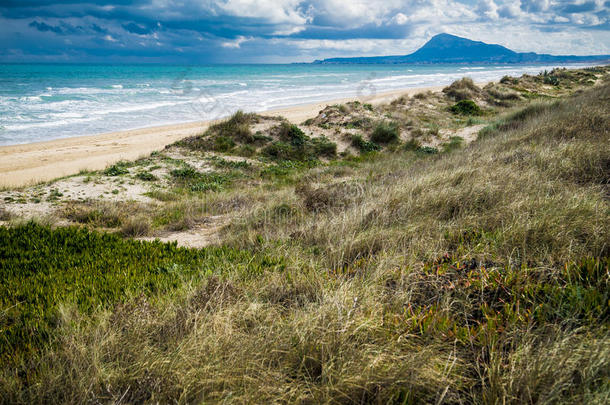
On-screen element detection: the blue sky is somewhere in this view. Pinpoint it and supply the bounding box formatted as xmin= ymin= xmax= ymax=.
xmin=1 ymin=0 xmax=608 ymax=63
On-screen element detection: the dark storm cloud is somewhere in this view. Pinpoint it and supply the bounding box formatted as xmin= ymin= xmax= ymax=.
xmin=28 ymin=20 xmax=63 ymax=34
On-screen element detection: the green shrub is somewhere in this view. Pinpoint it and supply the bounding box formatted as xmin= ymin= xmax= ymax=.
xmin=262 ymin=141 xmax=304 ymax=161
xmin=450 ymin=99 xmax=482 ymax=116
xmin=136 ymin=171 xmax=158 ymax=182
xmin=104 ymin=162 xmax=130 ymax=176
xmin=311 ymin=136 xmax=337 ymax=157
xmin=0 ymin=222 xmax=283 ymax=365
xmin=171 ymin=166 xmax=200 ymax=180
xmin=352 ymin=134 xmax=381 ymax=152
xmin=417 ymin=146 xmax=439 ymax=155
xmin=210 ymin=157 xmax=251 ymax=170
xmin=212 ymin=111 xmax=258 ymax=143
xmin=262 ymin=124 xmax=337 ymax=161
xmin=542 ymin=71 xmax=560 ymax=86
xmin=214 ymin=136 xmax=236 ymax=152
xmin=277 ymin=122 xmax=307 ymax=146
xmin=371 ymin=121 xmax=400 ymax=144
xmin=190 ymin=172 xmax=231 ymax=192
xmin=500 ymin=75 xmax=518 ymax=85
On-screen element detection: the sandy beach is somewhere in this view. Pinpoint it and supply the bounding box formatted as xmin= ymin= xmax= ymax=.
xmin=0 ymin=85 xmax=444 ymax=187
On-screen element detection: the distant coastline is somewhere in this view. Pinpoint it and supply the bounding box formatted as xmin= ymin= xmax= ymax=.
xmin=313 ymin=33 xmax=610 ymax=65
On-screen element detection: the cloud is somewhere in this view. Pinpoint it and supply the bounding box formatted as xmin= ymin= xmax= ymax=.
xmin=0 ymin=0 xmax=608 ymax=63
xmin=29 ymin=20 xmax=64 ymax=34
xmin=122 ymin=22 xmax=152 ymax=35
xmin=477 ymin=0 xmax=499 ymax=20
xmin=221 ymin=35 xmax=252 ymax=48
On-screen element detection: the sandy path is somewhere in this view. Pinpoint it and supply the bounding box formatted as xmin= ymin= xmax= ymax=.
xmin=0 ymin=85 xmax=444 ymax=188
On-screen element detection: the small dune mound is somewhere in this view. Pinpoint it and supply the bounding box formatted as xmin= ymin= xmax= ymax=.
xmin=262 ymin=122 xmax=337 ymax=161
xmin=306 ymin=102 xmax=375 ymax=130
xmin=177 ymin=111 xmax=286 ymax=156
xmin=178 ymin=111 xmax=338 ymax=161
xmin=483 ymin=83 xmax=521 ymax=106
xmin=443 ymin=77 xmax=482 ymax=101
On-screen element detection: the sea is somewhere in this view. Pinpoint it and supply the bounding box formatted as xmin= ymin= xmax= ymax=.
xmin=0 ymin=63 xmax=594 ymax=146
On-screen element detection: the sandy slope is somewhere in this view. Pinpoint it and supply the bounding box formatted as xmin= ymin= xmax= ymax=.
xmin=0 ymin=86 xmax=444 ymax=187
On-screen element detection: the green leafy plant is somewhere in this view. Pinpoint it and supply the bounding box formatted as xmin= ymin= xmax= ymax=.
xmin=450 ymin=99 xmax=482 ymax=116
xmin=371 ymin=121 xmax=400 ymax=144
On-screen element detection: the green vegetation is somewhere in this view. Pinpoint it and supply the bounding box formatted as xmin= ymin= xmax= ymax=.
xmin=351 ymin=134 xmax=381 ymax=152
xmin=262 ymin=122 xmax=337 ymax=161
xmin=103 ymin=161 xmax=130 ymax=176
xmin=442 ymin=77 xmax=480 ymax=101
xmin=371 ymin=121 xmax=400 ymax=143
xmin=0 ymin=222 xmax=283 ymax=365
xmin=135 ymin=171 xmax=158 ymax=181
xmin=170 ymin=165 xmax=234 ymax=193
xmin=440 ymin=136 xmax=463 ymax=153
xmin=450 ymin=99 xmax=482 ymax=115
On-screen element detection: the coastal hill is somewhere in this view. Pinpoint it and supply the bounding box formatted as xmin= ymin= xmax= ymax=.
xmin=314 ymin=33 xmax=610 ymax=64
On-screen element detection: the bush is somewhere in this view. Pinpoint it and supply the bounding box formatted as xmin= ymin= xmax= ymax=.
xmin=262 ymin=124 xmax=337 ymax=161
xmin=352 ymin=134 xmax=381 ymax=152
xmin=311 ymin=136 xmax=337 ymax=158
xmin=262 ymin=141 xmax=304 ymax=161
xmin=190 ymin=172 xmax=231 ymax=192
xmin=371 ymin=121 xmax=400 ymax=144
xmin=171 ymin=166 xmax=200 ymax=180
xmin=104 ymin=161 xmax=130 ymax=176
xmin=213 ymin=111 xmax=258 ymax=143
xmin=136 ymin=171 xmax=157 ymax=182
xmin=214 ymin=136 xmax=236 ymax=152
xmin=443 ymin=77 xmax=481 ymax=101
xmin=417 ymin=146 xmax=438 ymax=155
xmin=450 ymin=99 xmax=482 ymax=116
xmin=277 ymin=122 xmax=307 ymax=146
xmin=500 ymin=75 xmax=518 ymax=85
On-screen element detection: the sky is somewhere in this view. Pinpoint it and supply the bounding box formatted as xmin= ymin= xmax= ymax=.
xmin=0 ymin=0 xmax=609 ymax=63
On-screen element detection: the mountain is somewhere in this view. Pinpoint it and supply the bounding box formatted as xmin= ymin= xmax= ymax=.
xmin=313 ymin=33 xmax=610 ymax=64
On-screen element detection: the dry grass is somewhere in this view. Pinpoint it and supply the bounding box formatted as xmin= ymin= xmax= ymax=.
xmin=443 ymin=77 xmax=481 ymax=101
xmin=2 ymin=71 xmax=609 ymax=404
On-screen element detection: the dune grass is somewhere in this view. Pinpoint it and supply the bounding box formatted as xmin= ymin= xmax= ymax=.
xmin=1 ymin=74 xmax=609 ymax=403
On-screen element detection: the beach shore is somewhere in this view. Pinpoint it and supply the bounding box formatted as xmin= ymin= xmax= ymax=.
xmin=0 ymin=85 xmax=444 ymax=187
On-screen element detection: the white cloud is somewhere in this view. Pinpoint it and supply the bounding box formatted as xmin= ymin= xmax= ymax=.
xmin=477 ymin=0 xmax=499 ymax=20
xmin=392 ymin=13 xmax=409 ymax=25
xmin=221 ymin=35 xmax=252 ymax=48
xmin=219 ymin=0 xmax=310 ymax=25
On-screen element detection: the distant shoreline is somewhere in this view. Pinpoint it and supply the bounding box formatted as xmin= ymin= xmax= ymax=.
xmin=0 ymin=84 xmax=446 ymax=187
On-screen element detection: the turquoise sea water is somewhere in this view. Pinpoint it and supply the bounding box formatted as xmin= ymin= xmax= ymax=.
xmin=0 ymin=63 xmax=592 ymax=145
